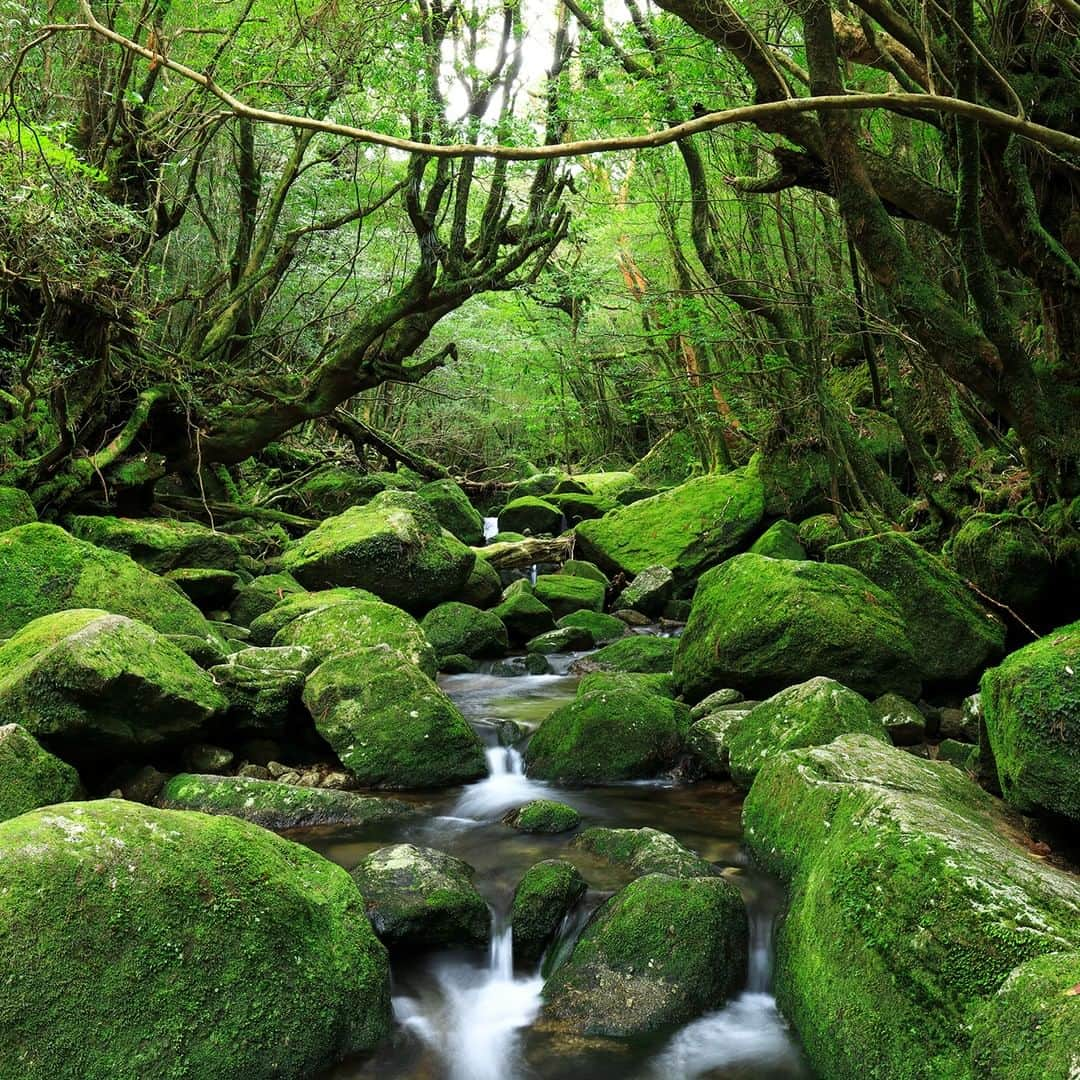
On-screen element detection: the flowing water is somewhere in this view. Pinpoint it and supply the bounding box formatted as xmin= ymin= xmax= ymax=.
xmin=309 ymin=660 xmax=809 ymax=1080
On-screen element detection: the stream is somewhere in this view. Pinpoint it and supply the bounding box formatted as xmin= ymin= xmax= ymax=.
xmin=309 ymin=656 xmax=810 ymax=1080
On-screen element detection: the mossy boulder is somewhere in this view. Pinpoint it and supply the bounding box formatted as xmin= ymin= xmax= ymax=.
xmin=686 ymin=710 xmax=752 ymax=778
xmin=576 ymin=670 xmax=675 ymax=698
xmin=163 ymin=567 xmax=240 ymax=610
xmin=273 ymin=598 xmax=437 ymax=676
xmin=492 ymin=590 xmax=556 ymax=643
xmin=796 ymin=513 xmax=854 ymax=558
xmin=0 ymin=486 xmax=36 ymax=532
xmin=0 ymin=799 xmax=391 ymax=1080
xmin=68 ymin=515 xmax=243 ymax=573
xmin=350 ymin=844 xmax=489 ymax=949
xmin=0 ymin=610 xmax=226 ymax=766
xmin=742 ymin=734 xmax=1080 ymax=1080
xmin=556 ymin=609 xmax=626 ymax=645
xmin=689 ymin=687 xmax=743 ymax=719
xmin=281 ymin=491 xmax=475 ymax=613
xmin=505 ymin=472 xmax=562 ymax=501
xmin=208 ymin=645 xmax=317 ymax=732
xmin=618 ymin=565 xmax=675 ymax=617
xmin=532 ymin=573 xmax=605 ymax=619
xmin=547 ymin=492 xmax=616 ymax=523
xmin=228 ymin=571 xmax=304 ymax=626
xmin=727 ymin=677 xmax=885 ymax=789
xmin=416 ymin=479 xmax=484 ymax=545
xmin=526 ymin=626 xmax=594 ymax=653
xmin=541 ymin=873 xmax=748 ymax=1037
xmin=524 ymin=687 xmax=689 ymax=783
xmin=572 ymin=826 xmax=715 ymax=878
xmin=247 ymin=586 xmax=378 ymax=645
xmin=980 ymin=620 xmax=1080 ymax=821
xmin=574 ymin=466 xmax=765 ymax=586
xmin=302 ymin=645 xmax=486 ymax=789
xmin=871 ymin=692 xmax=928 ymax=745
xmin=559 ymin=471 xmax=641 ymax=500
xmin=512 ymin=860 xmax=587 ymax=965
xmin=748 ymin=519 xmax=806 ymax=561
xmin=755 ymin=446 xmax=832 ymax=519
xmin=573 ymin=633 xmax=676 ymax=674
xmin=0 ymin=723 xmax=82 ymax=822
xmin=459 ymin=556 xmax=502 ymax=607
xmin=673 ymin=554 xmax=921 ymax=702
xmin=0 ymin=523 xmax=213 ymax=639
xmin=498 ymin=496 xmax=564 ymax=536
xmin=158 ymin=773 xmax=413 ymax=830
xmin=420 ymin=601 xmax=508 ymax=659
xmin=560 ymin=559 xmax=610 ymax=586
xmin=826 ymin=531 xmax=1005 ymax=684
xmin=969 ymin=952 xmax=1080 ymax=1079
xmin=295 ymin=466 xmax=375 ymax=516
xmin=503 ymin=799 xmax=581 ymax=834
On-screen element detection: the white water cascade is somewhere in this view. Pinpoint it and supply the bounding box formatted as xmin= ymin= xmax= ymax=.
xmin=482 ymin=516 xmax=500 ymax=542
xmin=451 ymin=746 xmax=558 ymax=820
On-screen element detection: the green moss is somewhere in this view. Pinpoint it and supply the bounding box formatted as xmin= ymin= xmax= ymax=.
xmin=208 ymin=646 xmax=316 ymax=732
xmin=0 ymin=799 xmax=391 ymax=1079
xmin=727 ymin=677 xmax=886 ymax=789
xmin=420 ymin=601 xmax=508 ymax=659
xmin=556 ymin=609 xmax=626 ymax=644
xmin=68 ymin=515 xmax=243 ymax=573
xmin=577 ymin=633 xmax=675 ymax=674
xmin=492 ymin=590 xmax=556 ymax=643
xmin=503 ymin=799 xmax=581 ymax=834
xmin=416 ymin=479 xmax=484 ymax=545
xmin=686 ymin=709 xmax=751 ymax=777
xmin=754 ymin=446 xmax=833 ymax=518
xmin=748 ymin=519 xmax=806 ymax=560
xmin=742 ymin=735 xmax=1080 ymax=1080
xmin=796 ymin=513 xmax=848 ymax=558
xmin=526 ymin=626 xmax=594 ymax=653
xmin=541 ymin=873 xmax=748 ymax=1037
xmin=949 ymin=513 xmax=1053 ymax=615
xmin=558 ymin=472 xmax=640 ymax=499
xmin=559 ymin=559 xmax=610 ymax=586
xmin=296 ymin=466 xmax=373 ymax=517
xmin=303 ymin=646 xmax=486 ymax=789
xmin=572 ymin=826 xmax=714 ymax=877
xmin=247 ymin=587 xmax=377 ymax=644
xmin=524 ymin=688 xmax=689 ymax=782
xmin=228 ymin=572 xmax=304 ymax=626
xmin=673 ymin=553 xmax=921 ymax=702
xmin=0 ymin=523 xmax=213 ymax=639
xmin=0 ymin=486 xmax=37 ymax=532
xmin=511 ymin=859 xmax=587 ymax=965
xmin=505 ymin=472 xmax=562 ymax=501
xmin=459 ymin=556 xmax=502 ymax=608
xmin=498 ymin=496 xmax=564 ymax=535
xmin=617 ymin=565 xmax=675 ymax=617
xmin=351 ymin=843 xmax=489 ymax=948
xmin=574 ymin=466 xmax=765 ymax=585
xmin=163 ymin=568 xmax=240 ymax=609
xmin=575 ymin=670 xmax=675 ymax=697
xmin=547 ymin=492 xmax=616 ymax=522
xmin=532 ymin=574 xmax=605 ymax=619
xmin=0 ymin=723 xmax=82 ymax=822
xmin=980 ymin=620 xmax=1080 ymax=821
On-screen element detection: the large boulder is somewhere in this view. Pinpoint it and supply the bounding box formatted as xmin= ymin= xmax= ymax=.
xmin=556 ymin=609 xmax=627 ymax=645
xmin=727 ymin=677 xmax=887 ymax=789
xmin=571 ymin=634 xmax=675 ymax=674
xmin=0 ymin=723 xmax=82 ymax=822
xmin=68 ymin=515 xmax=243 ymax=573
xmin=0 ymin=610 xmax=226 ymax=766
xmin=228 ymin=571 xmax=304 ymax=626
xmin=492 ymin=590 xmax=556 ymax=643
xmin=748 ymin=519 xmax=806 ymax=561
xmin=547 ymin=492 xmax=615 ymax=523
xmin=574 ymin=466 xmax=765 ymax=585
xmin=0 ymin=523 xmax=213 ymax=639
xmin=533 ymin=573 xmax=605 ymax=619
xmin=742 ymin=735 xmax=1080 ymax=1080
xmin=420 ymin=602 xmax=508 ymax=659
xmin=0 ymin=486 xmax=37 ymax=532
xmin=617 ymin=565 xmax=674 ymax=617
xmin=281 ymin=491 xmax=474 ymax=613
xmin=0 ymin=800 xmax=391 ymax=1080
xmin=350 ymin=844 xmax=489 ymax=949
xmin=498 ymin=496 xmax=564 ymax=536
xmin=827 ymin=531 xmax=1005 ymax=683
xmin=541 ymin=873 xmax=748 ymax=1037
xmin=247 ymin=586 xmax=379 ymax=644
xmin=159 ymin=773 xmax=413 ymax=830
xmin=208 ymin=645 xmax=317 ymax=732
xmin=981 ymin=620 xmax=1080 ymax=821
xmin=416 ymin=479 xmax=484 ymax=545
xmin=512 ymin=859 xmax=587 ymax=965
xmin=572 ymin=826 xmax=715 ymax=878
xmin=556 ymin=471 xmax=641 ymax=500
xmin=524 ymin=685 xmax=688 ymax=783
xmin=459 ymin=556 xmax=502 ymax=607
xmin=302 ymin=645 xmax=486 ymax=788
xmin=673 ymin=553 xmax=921 ymax=702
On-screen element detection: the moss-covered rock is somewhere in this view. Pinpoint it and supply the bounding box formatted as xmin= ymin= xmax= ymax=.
xmin=560 ymin=559 xmax=610 ymax=586
xmin=68 ymin=515 xmax=243 ymax=573
xmin=163 ymin=567 xmax=240 ymax=610
xmin=503 ymin=799 xmax=581 ymax=834
xmin=686 ymin=710 xmax=752 ymax=778
xmin=228 ymin=571 xmax=304 ymax=626
xmin=159 ymin=772 xmax=413 ymax=830
xmin=274 ymin=598 xmax=437 ymax=676
xmin=0 ymin=486 xmax=37 ymax=532
xmin=727 ymin=677 xmax=886 ymax=789
xmin=748 ymin=519 xmax=806 ymax=561
xmin=547 ymin=492 xmax=616 ymax=524
xmin=303 ymin=645 xmax=486 ymax=788
xmin=673 ymin=553 xmax=921 ymax=702
xmin=350 ymin=844 xmax=489 ymax=949
xmin=498 ymin=496 xmax=564 ymax=536
xmin=572 ymin=826 xmax=714 ymax=878
xmin=755 ymin=446 xmax=832 ymax=519
xmin=524 ymin=687 xmax=689 ymax=783
xmin=295 ymin=466 xmax=375 ymax=517
xmin=505 ymin=472 xmax=562 ymax=502
xmin=572 ymin=633 xmax=676 ymax=674
xmin=617 ymin=565 xmax=674 ymax=617
xmin=416 ymin=479 xmax=484 ymax=545
xmin=796 ymin=513 xmax=848 ymax=558
xmin=0 ymin=610 xmax=226 ymax=765
xmin=541 ymin=873 xmax=748 ymax=1037
xmin=526 ymin=626 xmax=594 ymax=653
xmin=0 ymin=799 xmax=391 ymax=1079
xmin=209 ymin=645 xmax=316 ymax=731
xmin=459 ymin=556 xmax=502 ymax=608
xmin=512 ymin=860 xmax=587 ymax=965
xmin=871 ymin=692 xmax=928 ymax=745
xmin=742 ymin=734 xmax=1080 ymax=1080
xmin=0 ymin=723 xmax=82 ymax=822
xmin=281 ymin=491 xmax=475 ymax=613
xmin=689 ymin=687 xmax=743 ymax=720
xmin=981 ymin=620 xmax=1080 ymax=821
xmin=247 ymin=586 xmax=378 ymax=644
xmin=532 ymin=573 xmax=605 ymax=619
xmin=492 ymin=590 xmax=556 ymax=643
xmin=556 ymin=609 xmax=626 ymax=645
xmin=827 ymin=531 xmax=1005 ymax=684
xmin=950 ymin=513 xmax=1054 ymax=617
xmin=420 ymin=601 xmax=508 ymax=659
xmin=0 ymin=523 xmax=214 ymax=639
xmin=558 ymin=472 xmax=641 ymax=500
xmin=969 ymin=951 xmax=1080 ymax=1079
xmin=575 ymin=670 xmax=675 ymax=698
xmin=574 ymin=467 xmax=765 ymax=585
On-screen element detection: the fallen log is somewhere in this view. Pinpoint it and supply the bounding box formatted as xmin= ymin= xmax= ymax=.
xmin=155 ymin=495 xmax=318 ymax=531
xmin=476 ymin=536 xmax=574 ymax=569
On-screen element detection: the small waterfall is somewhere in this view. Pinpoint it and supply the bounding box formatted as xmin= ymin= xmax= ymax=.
xmin=483 ymin=516 xmax=499 ymax=542
xmin=747 ymin=900 xmax=774 ymax=993
xmin=451 ymin=745 xmax=560 ymax=820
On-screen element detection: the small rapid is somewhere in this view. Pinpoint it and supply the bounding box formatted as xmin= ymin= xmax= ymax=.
xmin=451 ymin=746 xmax=561 ymax=820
